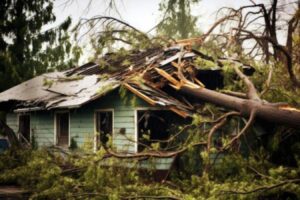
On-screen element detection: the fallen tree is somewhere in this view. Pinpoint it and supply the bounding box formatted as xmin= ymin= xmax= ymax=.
xmin=180 ymin=85 xmax=300 ymax=127
xmin=151 ymin=49 xmax=300 ymax=129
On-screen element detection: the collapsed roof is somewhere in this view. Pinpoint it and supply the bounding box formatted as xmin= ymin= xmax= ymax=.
xmin=0 ymin=45 xmax=248 ymax=117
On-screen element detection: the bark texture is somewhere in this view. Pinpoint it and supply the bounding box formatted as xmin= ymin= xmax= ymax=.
xmin=180 ymin=86 xmax=300 ymax=128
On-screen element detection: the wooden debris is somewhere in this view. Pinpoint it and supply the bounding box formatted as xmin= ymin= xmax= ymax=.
xmin=123 ymin=83 xmax=156 ymax=105
xmin=169 ymin=107 xmax=190 ymax=118
xmin=154 ymin=68 xmax=179 ymax=86
xmin=193 ymin=78 xmax=205 ymax=88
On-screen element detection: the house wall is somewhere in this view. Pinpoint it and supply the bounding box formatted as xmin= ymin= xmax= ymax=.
xmin=6 ymin=111 xmax=54 ymax=146
xmin=6 ymin=113 xmax=18 ymax=133
xmin=70 ymin=90 xmax=148 ymax=152
xmin=69 ymin=90 xmax=174 ymax=169
xmin=31 ymin=111 xmax=55 ymax=146
xmin=5 ymin=90 xmax=144 ymax=150
xmin=5 ymin=90 xmax=175 ymax=170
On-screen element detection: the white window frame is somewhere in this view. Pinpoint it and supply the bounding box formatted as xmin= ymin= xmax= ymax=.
xmin=94 ymin=108 xmax=114 ymax=152
xmin=54 ymin=111 xmax=70 ymax=147
xmin=17 ymin=113 xmax=31 ymax=143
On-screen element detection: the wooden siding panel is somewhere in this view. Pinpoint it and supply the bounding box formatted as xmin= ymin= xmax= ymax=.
xmin=30 ymin=112 xmax=54 ymax=146
xmin=6 ymin=113 xmax=18 ymax=133
xmin=114 ymin=111 xmax=135 ymax=117
xmin=72 ymin=91 xmax=141 ymax=152
xmin=114 ymin=116 xmax=134 ymax=123
xmin=69 ymin=110 xmax=94 ymax=147
xmin=99 ymin=157 xmax=175 ymax=170
xmin=6 ymin=90 xmax=176 ymax=170
xmin=14 ymin=90 xmax=153 ymax=154
xmin=139 ymin=158 xmax=174 ymax=170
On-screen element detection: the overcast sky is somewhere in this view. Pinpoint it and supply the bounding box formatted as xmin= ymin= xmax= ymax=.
xmin=53 ymin=0 xmax=259 ymax=33
xmin=51 ymin=0 xmax=297 ymax=63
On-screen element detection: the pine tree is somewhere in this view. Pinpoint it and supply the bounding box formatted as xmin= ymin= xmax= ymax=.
xmin=157 ymin=0 xmax=201 ymax=39
xmin=0 ymin=0 xmax=81 ymax=92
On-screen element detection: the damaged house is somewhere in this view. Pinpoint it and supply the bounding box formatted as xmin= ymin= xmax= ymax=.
xmin=0 ymin=45 xmax=252 ymax=170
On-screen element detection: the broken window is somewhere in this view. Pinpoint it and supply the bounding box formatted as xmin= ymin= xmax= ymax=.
xmin=137 ymin=110 xmax=176 ymax=152
xmin=18 ymin=114 xmax=30 ymax=143
xmin=95 ymin=110 xmax=113 ymax=147
xmin=56 ymin=112 xmax=69 ymax=147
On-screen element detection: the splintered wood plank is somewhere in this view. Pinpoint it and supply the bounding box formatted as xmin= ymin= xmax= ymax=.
xmin=194 ymin=78 xmax=205 ymax=87
xmin=171 ymin=61 xmax=181 ymax=69
xmin=154 ymin=68 xmax=179 ymax=86
xmin=123 ymin=83 xmax=156 ymax=105
xmin=169 ymin=106 xmax=189 ymax=118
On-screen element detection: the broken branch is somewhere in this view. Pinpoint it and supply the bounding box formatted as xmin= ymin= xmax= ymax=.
xmin=206 ymin=118 xmax=227 ymax=171
xmin=222 ymin=108 xmax=256 ymax=150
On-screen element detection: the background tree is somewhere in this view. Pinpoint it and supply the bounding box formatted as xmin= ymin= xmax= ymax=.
xmin=0 ymin=0 xmax=81 ymax=92
xmin=157 ymin=0 xmax=201 ymax=39
xmin=205 ymin=0 xmax=300 ymax=87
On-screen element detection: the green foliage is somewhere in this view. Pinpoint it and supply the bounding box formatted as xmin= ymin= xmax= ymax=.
xmin=42 ymin=78 xmax=55 ymax=87
xmin=1 ymin=123 xmax=300 ymax=200
xmin=157 ymin=0 xmax=201 ymax=39
xmin=119 ymin=85 xmax=138 ymax=107
xmin=194 ymin=57 xmax=219 ymax=70
xmin=0 ymin=0 xmax=82 ymax=92
xmin=81 ymin=135 xmax=94 ymax=153
xmin=75 ymin=20 xmax=161 ymax=62
xmin=119 ymin=85 xmax=129 ymax=104
xmin=0 ymin=148 xmax=184 ymax=199
xmin=31 ymin=134 xmax=38 ymax=150
xmin=69 ymin=136 xmax=78 ymax=150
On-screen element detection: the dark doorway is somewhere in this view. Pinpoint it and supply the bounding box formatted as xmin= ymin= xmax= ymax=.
xmin=18 ymin=114 xmax=30 ymax=143
xmin=95 ymin=110 xmax=113 ymax=148
xmin=56 ymin=112 xmax=69 ymax=147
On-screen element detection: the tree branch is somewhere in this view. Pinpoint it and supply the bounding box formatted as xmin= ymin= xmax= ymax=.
xmin=105 ymin=141 xmax=207 ymax=159
xmin=222 ymin=179 xmax=300 ymax=195
xmin=206 ymin=118 xmax=227 ymax=171
xmin=222 ymin=108 xmax=256 ymax=150
xmin=232 ymin=64 xmax=260 ymax=101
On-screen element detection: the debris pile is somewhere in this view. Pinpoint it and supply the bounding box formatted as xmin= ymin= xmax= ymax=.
xmin=0 ymin=46 xmax=224 ymax=117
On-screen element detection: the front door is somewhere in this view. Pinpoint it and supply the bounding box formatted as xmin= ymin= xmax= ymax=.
xmin=56 ymin=112 xmax=69 ymax=147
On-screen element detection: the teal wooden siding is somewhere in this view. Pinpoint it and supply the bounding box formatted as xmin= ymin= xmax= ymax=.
xmin=71 ymin=90 xmax=149 ymax=152
xmin=69 ymin=110 xmax=94 ymax=147
xmin=6 ymin=111 xmax=55 ymax=146
xmin=30 ymin=111 xmax=55 ymax=146
xmin=6 ymin=113 xmax=18 ymax=133
xmin=139 ymin=157 xmax=174 ymax=170
xmin=5 ymin=90 xmax=149 ymax=150
xmin=5 ymin=89 xmax=175 ymax=170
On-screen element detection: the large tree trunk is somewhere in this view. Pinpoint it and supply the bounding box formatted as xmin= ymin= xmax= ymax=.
xmin=180 ymin=86 xmax=300 ymax=128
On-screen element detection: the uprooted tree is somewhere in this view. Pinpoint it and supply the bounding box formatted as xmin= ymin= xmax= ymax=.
xmin=1 ymin=0 xmax=300 ymax=199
